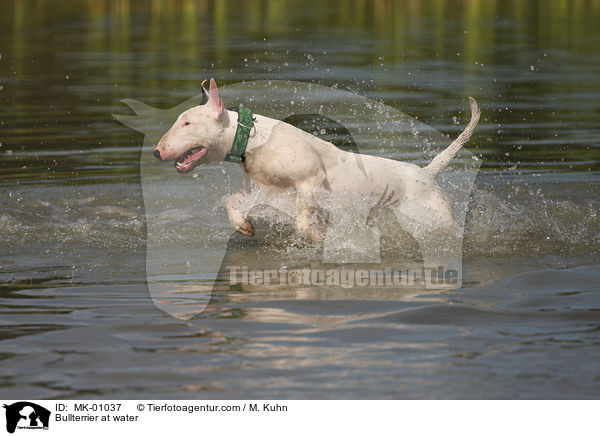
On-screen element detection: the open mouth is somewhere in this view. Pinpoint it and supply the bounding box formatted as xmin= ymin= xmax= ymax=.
xmin=175 ymin=146 xmax=207 ymax=173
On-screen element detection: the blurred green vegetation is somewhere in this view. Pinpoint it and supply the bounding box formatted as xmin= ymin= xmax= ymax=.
xmin=7 ymin=0 xmax=600 ymax=65
xmin=1 ymin=0 xmax=599 ymax=182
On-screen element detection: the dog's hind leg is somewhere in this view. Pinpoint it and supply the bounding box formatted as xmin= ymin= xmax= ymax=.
xmin=293 ymin=178 xmax=328 ymax=242
xmin=392 ymin=204 xmax=462 ymax=288
xmin=417 ymin=232 xmax=463 ymax=289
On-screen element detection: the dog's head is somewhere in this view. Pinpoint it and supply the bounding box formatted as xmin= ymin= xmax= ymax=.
xmin=154 ymin=78 xmax=230 ymax=173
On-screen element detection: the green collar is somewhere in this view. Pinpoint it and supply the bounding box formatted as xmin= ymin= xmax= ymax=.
xmin=224 ymin=106 xmax=254 ymax=163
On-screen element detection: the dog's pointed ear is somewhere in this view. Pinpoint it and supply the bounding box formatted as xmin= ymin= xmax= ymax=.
xmin=207 ymin=78 xmax=226 ymax=122
xmin=200 ymin=79 xmax=209 ymax=104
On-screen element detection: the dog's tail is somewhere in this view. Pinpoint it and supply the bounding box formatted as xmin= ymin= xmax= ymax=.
xmin=424 ymin=97 xmax=481 ymax=177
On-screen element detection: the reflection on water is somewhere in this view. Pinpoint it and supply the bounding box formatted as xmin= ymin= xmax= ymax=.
xmin=1 ymin=265 xmax=599 ymax=399
xmin=0 ymin=0 xmax=599 ymax=398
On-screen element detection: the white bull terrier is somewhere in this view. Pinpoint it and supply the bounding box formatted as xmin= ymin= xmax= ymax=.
xmin=154 ymin=79 xmax=480 ymax=246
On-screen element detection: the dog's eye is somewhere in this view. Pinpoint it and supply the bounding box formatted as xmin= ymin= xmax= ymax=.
xmin=183 ymin=121 xmax=191 ymax=126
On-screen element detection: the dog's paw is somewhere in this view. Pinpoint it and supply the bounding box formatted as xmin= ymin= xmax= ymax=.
xmin=294 ymin=216 xmax=324 ymax=243
xmin=296 ymin=226 xmax=324 ymax=243
xmin=307 ymin=228 xmax=324 ymax=243
xmin=236 ymin=220 xmax=255 ymax=237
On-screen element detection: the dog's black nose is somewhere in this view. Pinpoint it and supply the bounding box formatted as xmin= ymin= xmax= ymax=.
xmin=153 ymin=149 xmax=163 ymax=161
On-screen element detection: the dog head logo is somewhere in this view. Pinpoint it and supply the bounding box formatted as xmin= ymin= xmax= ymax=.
xmin=3 ymin=402 xmax=50 ymax=434
xmin=115 ymin=80 xmax=481 ymax=319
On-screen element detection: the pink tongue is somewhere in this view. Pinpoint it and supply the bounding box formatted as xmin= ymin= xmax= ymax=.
xmin=185 ymin=148 xmax=207 ymax=164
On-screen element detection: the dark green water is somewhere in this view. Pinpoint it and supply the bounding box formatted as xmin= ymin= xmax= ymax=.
xmin=0 ymin=0 xmax=599 ymax=399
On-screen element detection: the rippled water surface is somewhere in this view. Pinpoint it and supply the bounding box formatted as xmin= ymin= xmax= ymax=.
xmin=1 ymin=0 xmax=599 ymax=399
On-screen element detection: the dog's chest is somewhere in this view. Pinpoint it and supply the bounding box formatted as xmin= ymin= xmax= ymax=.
xmin=243 ymin=155 xmax=294 ymax=189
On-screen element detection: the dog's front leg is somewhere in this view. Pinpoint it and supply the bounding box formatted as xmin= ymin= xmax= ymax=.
xmin=226 ymin=192 xmax=255 ymax=236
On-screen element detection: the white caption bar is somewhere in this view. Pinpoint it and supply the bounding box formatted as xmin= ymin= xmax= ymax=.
xmin=1 ymin=400 xmax=597 ymax=436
